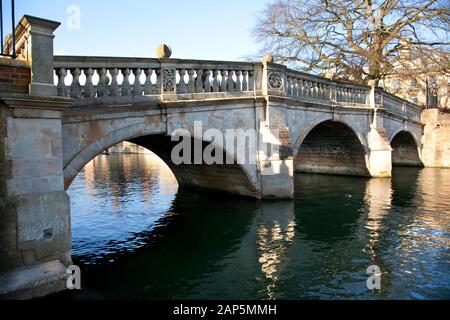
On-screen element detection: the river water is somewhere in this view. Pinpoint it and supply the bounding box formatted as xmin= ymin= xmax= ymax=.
xmin=57 ymin=153 xmax=449 ymax=299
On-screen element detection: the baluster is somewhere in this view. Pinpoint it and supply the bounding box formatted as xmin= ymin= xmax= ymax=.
xmin=235 ymin=70 xmax=242 ymax=91
xmin=305 ymin=81 xmax=311 ymax=98
xmin=195 ymin=69 xmax=203 ymax=93
xmin=56 ymin=68 xmax=67 ymax=97
xmin=143 ymin=68 xmax=152 ymax=95
xmin=178 ymin=69 xmax=187 ymax=94
xmin=242 ymin=70 xmax=248 ymax=91
xmin=97 ymin=68 xmax=108 ymax=97
xmin=248 ymin=71 xmax=254 ymax=91
xmin=187 ymin=69 xmax=195 ymax=93
xmin=212 ymin=70 xmax=220 ymax=92
xmin=298 ymin=79 xmax=304 ymax=96
xmin=70 ymin=68 xmax=81 ymax=98
xmin=286 ymin=77 xmax=292 ymax=95
xmin=83 ymin=68 xmax=94 ymax=98
xmin=313 ymin=83 xmax=318 ymax=99
xmin=132 ymin=68 xmax=142 ymax=96
xmin=292 ymin=78 xmax=299 ymax=96
xmin=121 ymin=68 xmax=131 ymax=96
xmin=227 ymin=70 xmax=235 ymax=92
xmin=109 ymin=68 xmax=119 ymax=96
xmin=203 ymin=70 xmax=211 ymax=93
xmin=220 ymin=70 xmax=227 ymax=92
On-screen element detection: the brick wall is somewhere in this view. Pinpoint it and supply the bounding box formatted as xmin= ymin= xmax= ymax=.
xmin=294 ymin=121 xmax=369 ymax=176
xmin=391 ymin=131 xmax=422 ymax=166
xmin=0 ymin=59 xmax=31 ymax=94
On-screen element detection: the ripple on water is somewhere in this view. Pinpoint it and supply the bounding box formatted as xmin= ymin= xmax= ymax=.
xmin=64 ymin=156 xmax=450 ymax=300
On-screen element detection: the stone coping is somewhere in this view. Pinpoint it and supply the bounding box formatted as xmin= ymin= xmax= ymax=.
xmin=0 ymin=57 xmax=30 ymax=69
xmin=0 ymin=94 xmax=73 ymax=110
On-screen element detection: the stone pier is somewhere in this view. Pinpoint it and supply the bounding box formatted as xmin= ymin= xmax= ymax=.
xmin=0 ymin=95 xmax=72 ymax=299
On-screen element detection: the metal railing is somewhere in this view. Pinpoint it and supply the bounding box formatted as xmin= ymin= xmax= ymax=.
xmin=0 ymin=0 xmax=15 ymax=58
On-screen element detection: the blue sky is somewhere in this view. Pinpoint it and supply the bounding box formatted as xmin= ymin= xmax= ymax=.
xmin=9 ymin=0 xmax=269 ymax=61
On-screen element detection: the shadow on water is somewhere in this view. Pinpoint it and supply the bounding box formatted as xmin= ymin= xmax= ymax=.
xmin=70 ymin=191 xmax=261 ymax=299
xmin=52 ymin=154 xmax=450 ymax=300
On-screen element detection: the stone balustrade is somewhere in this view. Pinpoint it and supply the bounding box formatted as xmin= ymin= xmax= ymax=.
xmin=284 ymin=69 xmax=370 ymax=105
xmin=53 ymin=56 xmax=257 ymax=99
xmin=53 ymin=55 xmax=422 ymax=121
xmin=376 ymin=89 xmax=422 ymax=122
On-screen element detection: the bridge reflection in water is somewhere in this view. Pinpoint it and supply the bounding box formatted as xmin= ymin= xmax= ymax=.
xmin=59 ymin=151 xmax=449 ymax=300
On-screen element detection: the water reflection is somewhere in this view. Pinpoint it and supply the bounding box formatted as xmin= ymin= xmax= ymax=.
xmin=256 ymin=201 xmax=295 ymax=299
xmin=61 ymin=154 xmax=450 ymax=300
xmin=69 ymin=153 xmax=178 ymax=264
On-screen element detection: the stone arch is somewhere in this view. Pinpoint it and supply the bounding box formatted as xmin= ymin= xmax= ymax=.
xmin=388 ymin=125 xmax=422 ymax=149
xmin=390 ymin=129 xmax=423 ymax=167
xmin=293 ymin=119 xmax=370 ymax=176
xmin=63 ymin=122 xmax=260 ymax=198
xmin=292 ymin=114 xmax=369 ymax=156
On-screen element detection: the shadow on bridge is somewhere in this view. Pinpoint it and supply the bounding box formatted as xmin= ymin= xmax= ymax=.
xmin=293 ymin=120 xmax=370 ymax=176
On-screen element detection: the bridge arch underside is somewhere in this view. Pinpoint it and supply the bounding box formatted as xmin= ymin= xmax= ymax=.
xmin=390 ymin=131 xmax=423 ymax=167
xmin=64 ymin=134 xmax=260 ymax=198
xmin=294 ymin=120 xmax=370 ymax=176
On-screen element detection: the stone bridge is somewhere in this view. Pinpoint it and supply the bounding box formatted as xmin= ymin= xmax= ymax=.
xmin=53 ymin=54 xmax=423 ymax=198
xmin=0 ymin=16 xmax=424 ymax=298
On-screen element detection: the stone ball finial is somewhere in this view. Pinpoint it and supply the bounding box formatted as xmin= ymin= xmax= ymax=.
xmin=262 ymin=54 xmax=274 ymax=63
xmin=156 ymin=44 xmax=172 ymax=59
xmin=367 ymin=79 xmax=377 ymax=88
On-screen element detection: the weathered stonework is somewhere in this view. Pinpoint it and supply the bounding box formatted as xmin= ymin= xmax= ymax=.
xmin=421 ymin=109 xmax=450 ymax=167
xmin=0 ymin=95 xmax=72 ymax=299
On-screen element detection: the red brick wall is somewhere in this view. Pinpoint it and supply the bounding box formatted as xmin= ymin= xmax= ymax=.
xmin=294 ymin=121 xmax=370 ymax=176
xmin=0 ymin=64 xmax=30 ymax=94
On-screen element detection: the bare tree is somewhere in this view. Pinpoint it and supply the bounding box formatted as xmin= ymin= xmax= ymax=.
xmin=254 ymin=0 xmax=450 ymax=85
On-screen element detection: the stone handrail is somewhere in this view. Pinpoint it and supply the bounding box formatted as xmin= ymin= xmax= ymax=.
xmin=53 ymin=55 xmax=422 ymax=121
xmin=54 ymin=56 xmax=259 ymax=99
xmin=284 ymin=68 xmax=370 ymax=105
xmin=375 ymin=88 xmax=422 ymax=122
